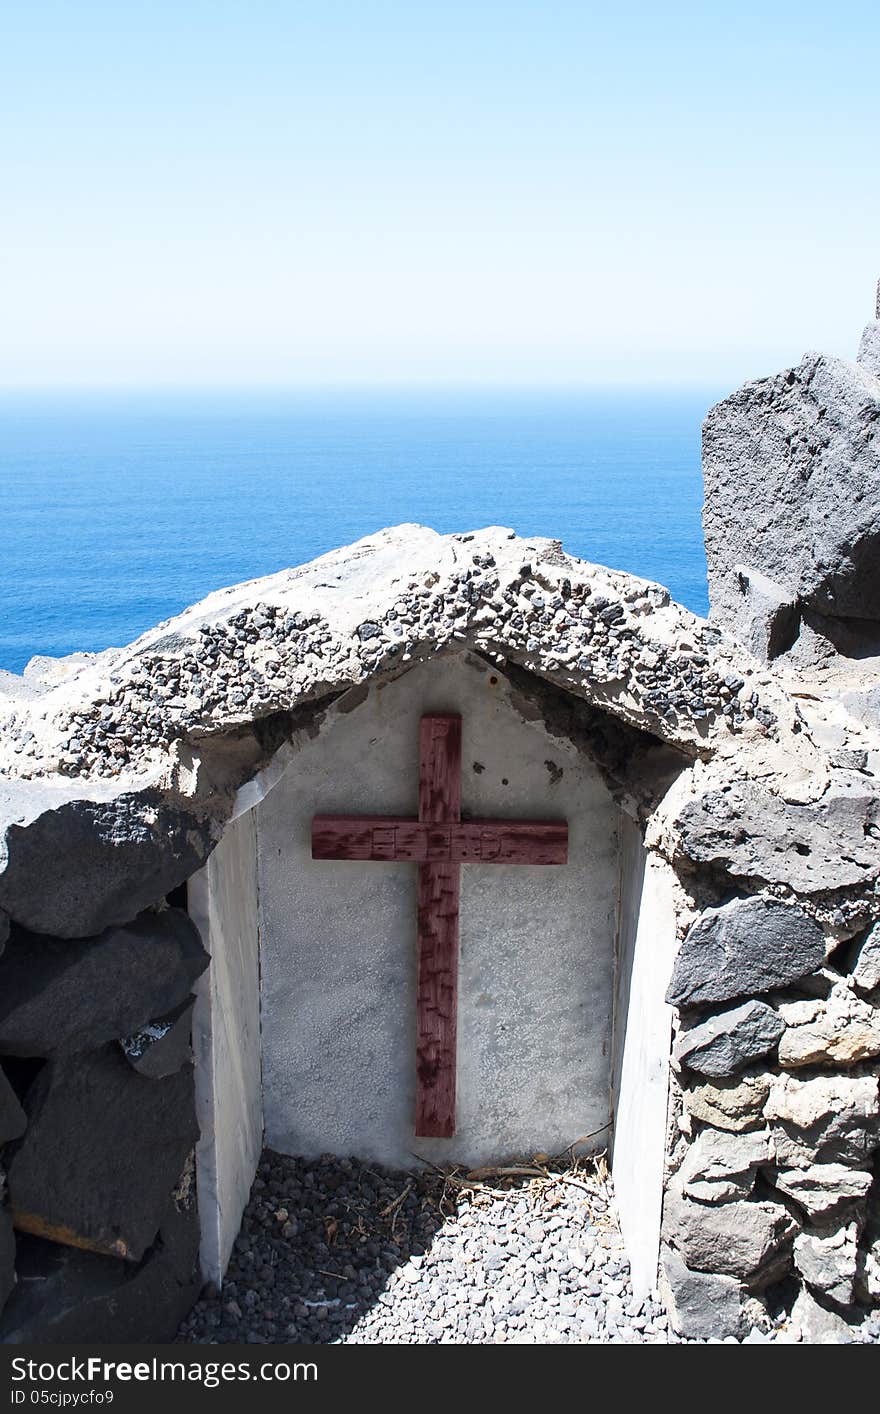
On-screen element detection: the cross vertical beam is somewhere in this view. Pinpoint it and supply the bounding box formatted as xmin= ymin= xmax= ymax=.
xmin=415 ymin=714 xmax=461 ymax=1138
xmin=311 ymin=713 xmax=568 ymax=1139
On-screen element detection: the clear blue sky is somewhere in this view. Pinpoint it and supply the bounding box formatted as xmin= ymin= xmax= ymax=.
xmin=2 ymin=1 xmax=878 ymax=388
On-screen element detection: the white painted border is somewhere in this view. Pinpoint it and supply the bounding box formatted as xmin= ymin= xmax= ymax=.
xmin=190 ymin=811 xmax=264 ymax=1286
xmin=611 ymin=816 xmax=677 ymax=1300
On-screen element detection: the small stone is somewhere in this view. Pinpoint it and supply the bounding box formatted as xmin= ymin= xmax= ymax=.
xmin=678 ymin=1127 xmax=771 ymax=1203
xmin=777 ymin=985 xmax=880 ymax=1068
xmin=666 ymin=897 xmax=825 ymax=1009
xmin=683 ymin=1071 xmax=772 ymax=1132
xmin=847 ymin=924 xmax=880 ymax=993
xmin=773 ymin=1164 xmax=872 ymax=1220
xmin=790 ymin=1286 xmax=853 ymax=1345
xmin=120 ymin=998 xmax=194 ymax=1079
xmin=857 ymin=1235 xmax=880 ymax=1302
xmin=794 ymin=1223 xmax=859 ymax=1305
xmin=675 ymin=1001 xmax=785 ymax=1077
xmin=662 ymin=1187 xmax=797 ymax=1282
xmin=764 ymin=1071 xmax=879 ymax=1131
xmin=658 ymin=1245 xmax=745 ymax=1341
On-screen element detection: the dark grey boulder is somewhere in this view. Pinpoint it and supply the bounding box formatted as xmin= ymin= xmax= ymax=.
xmin=0 ymin=910 xmax=8 ymax=957
xmin=0 ymin=1208 xmax=15 ymax=1317
xmin=659 ymin=1243 xmax=745 ymax=1340
xmin=0 ymin=911 xmax=208 ymax=1057
xmin=703 ymin=352 xmax=880 ymax=636
xmin=0 ymin=782 xmax=219 ymax=938
xmin=674 ymin=1000 xmax=785 ymax=1077
xmin=0 ymin=1066 xmax=26 ymax=1143
xmin=673 ymin=779 xmax=880 ymax=895
xmin=6 ymin=1046 xmax=198 ymax=1263
xmin=667 ymin=896 xmax=825 ymax=1008
xmin=120 ymin=997 xmax=195 ymax=1079
xmin=0 ymin=1189 xmax=200 ymax=1342
xmin=662 ymin=1186 xmax=797 ymax=1284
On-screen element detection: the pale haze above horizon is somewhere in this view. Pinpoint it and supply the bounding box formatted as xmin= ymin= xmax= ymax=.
xmin=3 ymin=1 xmax=878 ymax=391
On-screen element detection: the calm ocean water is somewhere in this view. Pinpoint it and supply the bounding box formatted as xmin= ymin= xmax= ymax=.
xmin=0 ymin=389 xmax=719 ymax=675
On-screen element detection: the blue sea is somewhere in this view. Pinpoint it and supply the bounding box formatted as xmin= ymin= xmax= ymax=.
xmin=0 ymin=389 xmax=720 ymax=676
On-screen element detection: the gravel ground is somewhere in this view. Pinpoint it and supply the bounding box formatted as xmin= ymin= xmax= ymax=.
xmin=178 ymin=1150 xmax=880 ymax=1346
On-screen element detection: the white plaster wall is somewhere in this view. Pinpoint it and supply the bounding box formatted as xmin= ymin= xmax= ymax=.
xmin=611 ymin=815 xmax=677 ymax=1301
xmin=255 ymin=651 xmax=620 ymax=1169
xmin=189 ymin=810 xmax=263 ymax=1285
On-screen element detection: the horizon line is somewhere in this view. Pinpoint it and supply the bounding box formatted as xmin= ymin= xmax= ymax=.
xmin=0 ymin=378 xmax=733 ymax=396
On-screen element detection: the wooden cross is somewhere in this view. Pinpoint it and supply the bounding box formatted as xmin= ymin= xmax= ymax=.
xmin=312 ymin=713 xmax=568 ymax=1138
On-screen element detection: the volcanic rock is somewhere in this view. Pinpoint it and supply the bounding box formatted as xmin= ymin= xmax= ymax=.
xmin=6 ymin=1046 xmax=198 ymax=1262
xmin=0 ymin=910 xmax=207 ymax=1057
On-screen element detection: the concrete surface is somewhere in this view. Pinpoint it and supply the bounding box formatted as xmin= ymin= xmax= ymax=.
xmin=611 ymin=815 xmax=677 ymax=1300
xmin=255 ymin=651 xmax=620 ymax=1168
xmin=190 ymin=810 xmax=263 ymax=1285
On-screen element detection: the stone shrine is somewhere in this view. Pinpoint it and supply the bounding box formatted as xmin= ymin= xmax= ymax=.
xmin=0 ymin=290 xmax=878 ymax=1342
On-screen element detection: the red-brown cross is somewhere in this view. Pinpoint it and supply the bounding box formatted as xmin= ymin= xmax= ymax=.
xmin=311 ymin=713 xmax=568 ymax=1138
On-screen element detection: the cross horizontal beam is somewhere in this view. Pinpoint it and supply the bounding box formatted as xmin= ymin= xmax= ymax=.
xmin=311 ymin=714 xmax=569 ymax=1138
xmin=312 ymin=815 xmax=568 ymax=865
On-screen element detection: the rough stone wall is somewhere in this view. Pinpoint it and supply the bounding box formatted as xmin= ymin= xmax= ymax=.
xmin=659 ymin=894 xmax=880 ymax=1340
xmin=658 ymin=289 xmax=880 ymax=1339
xmin=0 ymin=907 xmax=206 ymax=1340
